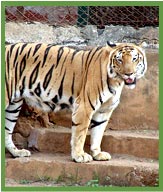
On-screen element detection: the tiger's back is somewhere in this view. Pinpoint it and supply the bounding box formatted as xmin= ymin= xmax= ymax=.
xmin=5 ymin=43 xmax=100 ymax=111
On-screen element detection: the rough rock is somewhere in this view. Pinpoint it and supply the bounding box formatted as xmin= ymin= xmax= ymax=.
xmin=5 ymin=22 xmax=159 ymax=48
xmin=5 ymin=153 xmax=159 ymax=186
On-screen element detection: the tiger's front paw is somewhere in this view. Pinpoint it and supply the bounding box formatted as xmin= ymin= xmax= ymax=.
xmin=72 ymin=152 xmax=93 ymax=163
xmin=13 ymin=149 xmax=31 ymax=157
xmin=93 ymin=151 xmax=111 ymax=161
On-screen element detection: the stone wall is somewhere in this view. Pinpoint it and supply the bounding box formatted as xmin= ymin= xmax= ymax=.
xmin=6 ymin=22 xmax=158 ymax=48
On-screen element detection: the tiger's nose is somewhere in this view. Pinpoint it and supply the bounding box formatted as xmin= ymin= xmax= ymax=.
xmin=125 ymin=73 xmax=133 ymax=76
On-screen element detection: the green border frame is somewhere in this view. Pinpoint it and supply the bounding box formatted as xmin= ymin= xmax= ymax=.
xmin=1 ymin=1 xmax=162 ymax=191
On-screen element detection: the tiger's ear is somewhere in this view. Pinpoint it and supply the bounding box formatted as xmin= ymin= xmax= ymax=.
xmin=138 ymin=41 xmax=147 ymax=48
xmin=107 ymin=41 xmax=117 ymax=48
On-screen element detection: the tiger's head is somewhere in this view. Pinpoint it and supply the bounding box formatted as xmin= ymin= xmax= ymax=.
xmin=107 ymin=42 xmax=147 ymax=89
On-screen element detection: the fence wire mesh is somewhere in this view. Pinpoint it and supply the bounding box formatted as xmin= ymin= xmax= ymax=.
xmin=5 ymin=6 xmax=159 ymax=28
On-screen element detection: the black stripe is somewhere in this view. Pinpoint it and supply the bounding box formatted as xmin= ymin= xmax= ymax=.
xmin=44 ymin=102 xmax=56 ymax=111
xmin=71 ymin=73 xmax=75 ymax=95
xmin=69 ymin=96 xmax=73 ymax=105
xmin=30 ymin=91 xmax=34 ymax=96
xmin=19 ymin=54 xmax=27 ymax=79
xmin=10 ymin=44 xmax=17 ymax=57
xmin=107 ymin=78 xmax=116 ymax=95
xmin=72 ymin=121 xmax=81 ymax=126
xmin=34 ymin=82 xmax=41 ymax=97
xmin=85 ymin=47 xmax=102 ymax=68
xmin=55 ymin=47 xmax=64 ymax=68
xmin=27 ymin=47 xmax=32 ymax=59
xmin=20 ymin=76 xmax=26 ymax=96
xmin=59 ymin=50 xmax=70 ymax=76
xmin=10 ymin=77 xmax=13 ymax=102
xmin=5 ymin=74 xmax=10 ymax=103
xmin=108 ymin=86 xmax=116 ymax=95
xmin=87 ymin=93 xmax=95 ymax=111
xmin=5 ymin=117 xmax=17 ymax=123
xmin=10 ymin=98 xmax=23 ymax=105
xmin=29 ymin=62 xmax=40 ymax=89
xmin=89 ymin=47 xmax=102 ymax=65
xmin=60 ymin=103 xmax=69 ymax=110
xmin=83 ymin=48 xmax=103 ymax=96
xmin=6 ymin=105 xmax=22 ymax=113
xmin=12 ymin=98 xmax=23 ymax=103
xmin=14 ymin=61 xmax=18 ymax=92
xmin=48 ymin=43 xmax=57 ymax=47
xmin=47 ymin=89 xmax=51 ymax=96
xmin=20 ymin=43 xmax=28 ymax=55
xmin=91 ymin=119 xmax=107 ymax=128
xmin=5 ymin=127 xmax=10 ymax=131
xmin=71 ymin=49 xmax=79 ymax=62
xmin=6 ymin=51 xmax=10 ymax=76
xmin=33 ymin=55 xmax=39 ymax=63
xmin=33 ymin=43 xmax=42 ymax=56
xmin=107 ymin=76 xmax=116 ymax=95
xmin=99 ymin=56 xmax=104 ymax=93
xmin=97 ymin=86 xmax=103 ymax=105
xmin=43 ymin=64 xmax=54 ymax=90
xmin=42 ymin=46 xmax=51 ymax=67
xmin=52 ymin=95 xmax=58 ymax=104
xmin=58 ymin=70 xmax=66 ymax=99
xmin=95 ymin=49 xmax=103 ymax=65
xmin=85 ymin=50 xmax=92 ymax=68
xmin=13 ymin=47 xmax=20 ymax=67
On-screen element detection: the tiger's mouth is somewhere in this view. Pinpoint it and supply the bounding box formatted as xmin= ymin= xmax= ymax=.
xmin=124 ymin=77 xmax=136 ymax=89
xmin=124 ymin=77 xmax=136 ymax=85
xmin=116 ymin=72 xmax=137 ymax=89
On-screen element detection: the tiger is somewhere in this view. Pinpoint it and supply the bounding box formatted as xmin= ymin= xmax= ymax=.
xmin=5 ymin=41 xmax=147 ymax=163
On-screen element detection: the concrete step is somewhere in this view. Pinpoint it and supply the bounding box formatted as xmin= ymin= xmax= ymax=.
xmin=17 ymin=125 xmax=159 ymax=159
xmin=5 ymin=152 xmax=159 ymax=187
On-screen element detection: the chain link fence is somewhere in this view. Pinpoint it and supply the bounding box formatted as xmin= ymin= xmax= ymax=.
xmin=5 ymin=6 xmax=159 ymax=48
xmin=6 ymin=6 xmax=159 ymax=28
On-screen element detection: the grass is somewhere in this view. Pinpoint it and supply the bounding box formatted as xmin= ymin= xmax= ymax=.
xmin=19 ymin=179 xmax=32 ymax=184
xmin=86 ymin=179 xmax=99 ymax=187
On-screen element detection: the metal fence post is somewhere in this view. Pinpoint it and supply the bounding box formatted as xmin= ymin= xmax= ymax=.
xmin=77 ymin=6 xmax=89 ymax=27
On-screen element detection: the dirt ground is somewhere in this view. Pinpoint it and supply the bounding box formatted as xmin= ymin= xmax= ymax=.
xmin=5 ymin=178 xmax=79 ymax=187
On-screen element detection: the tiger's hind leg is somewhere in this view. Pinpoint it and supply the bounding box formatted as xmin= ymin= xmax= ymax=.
xmin=5 ymin=99 xmax=31 ymax=157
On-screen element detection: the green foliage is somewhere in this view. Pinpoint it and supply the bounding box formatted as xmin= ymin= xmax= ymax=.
xmin=86 ymin=179 xmax=99 ymax=187
xmin=19 ymin=179 xmax=31 ymax=184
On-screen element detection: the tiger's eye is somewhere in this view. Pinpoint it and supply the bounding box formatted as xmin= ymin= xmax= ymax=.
xmin=133 ymin=58 xmax=137 ymax=62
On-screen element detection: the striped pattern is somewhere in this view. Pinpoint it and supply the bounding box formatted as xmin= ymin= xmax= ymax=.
xmin=5 ymin=42 xmax=147 ymax=162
